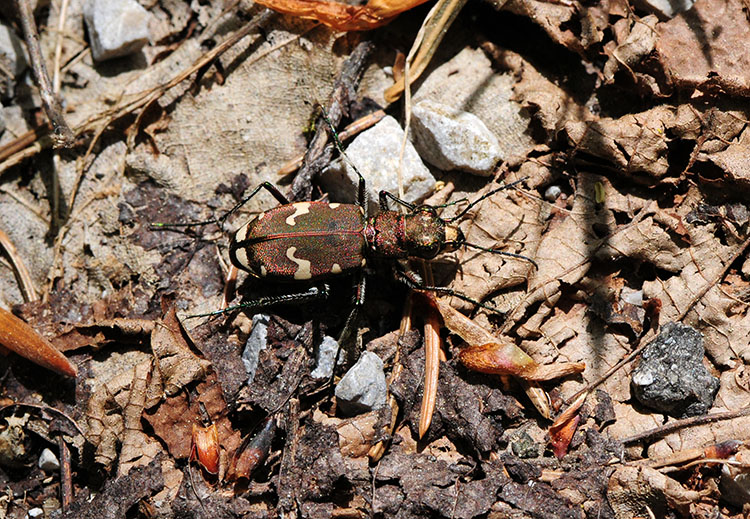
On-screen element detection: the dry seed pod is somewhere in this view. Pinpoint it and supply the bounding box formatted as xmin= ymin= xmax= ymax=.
xmin=0 ymin=308 xmax=77 ymax=378
xmin=190 ymin=423 xmax=220 ymax=475
xmin=229 ymin=417 xmax=275 ymax=481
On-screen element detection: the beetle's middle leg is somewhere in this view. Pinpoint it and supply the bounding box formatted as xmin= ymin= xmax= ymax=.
xmin=151 ymin=181 xmax=289 ymax=230
xmin=330 ymin=271 xmax=366 ymax=369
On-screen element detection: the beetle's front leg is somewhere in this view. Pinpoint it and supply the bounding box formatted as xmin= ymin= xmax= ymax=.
xmin=379 ymin=190 xmax=415 ymax=212
xmin=391 ymin=262 xmax=505 ymax=317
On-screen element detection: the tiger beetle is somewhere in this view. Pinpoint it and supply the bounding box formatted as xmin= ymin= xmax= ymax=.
xmin=154 ymin=112 xmax=537 ymax=349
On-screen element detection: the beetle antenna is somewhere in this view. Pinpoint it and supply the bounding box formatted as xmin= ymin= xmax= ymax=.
xmin=463 ymin=242 xmax=538 ymax=269
xmin=317 ymin=106 xmax=369 ymax=206
xmin=446 ymin=177 xmax=528 ymax=223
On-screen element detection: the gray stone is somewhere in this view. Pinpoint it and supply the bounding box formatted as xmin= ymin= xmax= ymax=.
xmin=544 ymin=185 xmax=562 ymax=202
xmin=38 ymin=448 xmax=59 ymax=472
xmin=411 ymin=100 xmax=502 ymax=175
xmin=335 ymin=351 xmax=387 ymax=416
xmin=631 ymin=322 xmax=719 ymax=418
xmin=413 ymin=48 xmax=534 ymax=167
xmin=310 ymin=335 xmax=341 ymax=379
xmin=510 ymin=431 xmax=539 ymax=458
xmin=84 ymin=0 xmax=151 ymax=62
xmin=320 ymin=116 xmax=435 ymax=215
xmin=632 ymin=0 xmax=694 ymax=19
xmin=242 ymin=314 xmax=270 ymax=383
xmin=27 ymin=508 xmax=43 ymax=519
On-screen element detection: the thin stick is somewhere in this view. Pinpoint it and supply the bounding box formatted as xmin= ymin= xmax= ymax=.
xmin=0 ymin=227 xmax=37 ymax=302
xmin=15 ymin=0 xmax=74 ymax=146
xmin=419 ymin=262 xmax=440 ymax=439
xmin=58 ymin=437 xmax=72 ymax=510
xmin=276 ymin=110 xmax=386 ymax=177
xmin=621 ymin=406 xmax=750 ymax=444
xmin=52 ymin=0 xmax=70 ymax=94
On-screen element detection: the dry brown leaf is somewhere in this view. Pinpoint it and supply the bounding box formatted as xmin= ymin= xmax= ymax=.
xmin=448 ymin=180 xmax=543 ymax=310
xmin=429 ymin=296 xmax=584 ymax=381
xmin=548 ymin=393 xmax=585 ymax=458
xmin=118 ymin=361 xmax=162 ymax=477
xmin=316 ymin=409 xmax=383 ymax=458
xmin=144 ymin=377 xmax=241 ymax=473
xmin=253 ymin=0 xmax=430 ymax=30
xmin=502 ymin=1 xmax=582 ymax=55
xmin=504 ymin=173 xmax=609 ymax=330
xmin=607 ymin=465 xmax=703 ymax=519
xmin=151 ymin=308 xmax=211 ymax=396
xmin=656 ymin=0 xmax=750 ymax=96
xmin=564 ymin=107 xmax=673 ymax=179
xmin=52 ymin=318 xmax=154 ymax=353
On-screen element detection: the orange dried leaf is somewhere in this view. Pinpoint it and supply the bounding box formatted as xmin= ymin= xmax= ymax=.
xmin=459 ymin=342 xmax=538 ymax=377
xmin=0 ymin=307 xmax=77 ymax=377
xmin=253 ymin=0 xmax=429 ymax=30
xmin=549 ymin=413 xmax=580 ymax=459
xmin=191 ymin=423 xmax=220 ymax=475
xmin=548 ymin=393 xmax=585 ymax=458
xmin=428 ymin=296 xmax=584 ymax=380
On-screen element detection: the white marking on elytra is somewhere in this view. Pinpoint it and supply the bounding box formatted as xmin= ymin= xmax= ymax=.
xmin=286 ymin=247 xmax=312 ymax=280
xmin=286 ymin=202 xmax=311 ymax=226
xmin=260 ymin=265 xmax=267 ymax=277
xmin=331 ymin=263 xmax=342 ymax=274
xmin=329 ymin=203 xmax=340 ymax=209
xmin=235 ymin=225 xmax=248 ymax=242
xmin=361 ymin=258 xmax=366 ymax=267
xmin=235 ymin=247 xmax=249 ymax=269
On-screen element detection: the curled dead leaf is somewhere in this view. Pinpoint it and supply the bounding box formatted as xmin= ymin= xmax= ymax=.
xmin=253 ymin=0 xmax=430 ymax=30
xmin=427 ymin=295 xmax=585 ymax=380
xmin=548 ymin=393 xmax=586 ymax=459
xmin=151 ymin=308 xmax=211 ymax=395
xmin=458 ymin=342 xmax=537 ymax=377
xmin=0 ymin=307 xmax=77 ymax=378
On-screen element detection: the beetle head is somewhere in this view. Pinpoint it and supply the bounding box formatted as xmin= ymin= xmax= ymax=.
xmin=404 ymin=206 xmax=446 ymax=259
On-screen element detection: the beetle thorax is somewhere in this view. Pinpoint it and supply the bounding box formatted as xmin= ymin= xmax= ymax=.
xmin=365 ymin=211 xmax=408 ymax=258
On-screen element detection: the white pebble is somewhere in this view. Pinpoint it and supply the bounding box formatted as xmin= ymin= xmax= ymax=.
xmin=411 ymin=100 xmax=502 ymax=176
xmin=544 ymin=185 xmax=562 ymax=201
xmin=38 ymin=448 xmax=60 ymax=472
xmin=84 ymin=0 xmax=151 ymax=62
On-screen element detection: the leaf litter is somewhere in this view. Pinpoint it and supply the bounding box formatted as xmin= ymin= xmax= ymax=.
xmin=1 ymin=0 xmax=750 ymax=517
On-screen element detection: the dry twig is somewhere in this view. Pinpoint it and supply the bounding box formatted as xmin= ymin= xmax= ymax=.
xmin=15 ymin=0 xmax=74 ymax=146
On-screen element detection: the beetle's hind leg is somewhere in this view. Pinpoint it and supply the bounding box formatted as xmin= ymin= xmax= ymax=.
xmin=185 ymin=284 xmax=330 ymax=319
